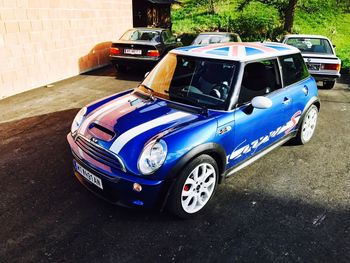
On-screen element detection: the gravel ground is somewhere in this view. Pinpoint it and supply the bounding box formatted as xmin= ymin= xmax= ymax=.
xmin=0 ymin=66 xmax=349 ymax=263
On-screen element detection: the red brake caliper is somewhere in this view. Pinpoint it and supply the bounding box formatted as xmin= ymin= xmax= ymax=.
xmin=183 ymin=185 xmax=190 ymax=191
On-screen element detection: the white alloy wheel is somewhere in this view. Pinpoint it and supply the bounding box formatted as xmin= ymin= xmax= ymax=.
xmin=301 ymin=105 xmax=318 ymax=143
xmin=181 ymin=163 xmax=216 ymax=214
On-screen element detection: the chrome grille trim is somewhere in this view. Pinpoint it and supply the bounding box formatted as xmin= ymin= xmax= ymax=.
xmin=75 ymin=135 xmax=126 ymax=172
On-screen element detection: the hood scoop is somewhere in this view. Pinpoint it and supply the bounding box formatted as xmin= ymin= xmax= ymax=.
xmin=89 ymin=123 xmax=116 ymax=141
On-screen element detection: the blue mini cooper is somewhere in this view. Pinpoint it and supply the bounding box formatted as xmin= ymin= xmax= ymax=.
xmin=67 ymin=42 xmax=320 ymax=218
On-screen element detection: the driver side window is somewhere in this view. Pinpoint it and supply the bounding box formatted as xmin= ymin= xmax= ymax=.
xmin=238 ymin=59 xmax=281 ymax=105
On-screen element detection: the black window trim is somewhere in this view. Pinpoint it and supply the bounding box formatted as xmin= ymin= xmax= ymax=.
xmin=231 ymin=57 xmax=283 ymax=109
xmin=278 ymin=52 xmax=310 ymax=89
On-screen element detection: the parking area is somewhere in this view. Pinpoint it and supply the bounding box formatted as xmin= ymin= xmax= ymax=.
xmin=0 ymin=66 xmax=350 ymax=262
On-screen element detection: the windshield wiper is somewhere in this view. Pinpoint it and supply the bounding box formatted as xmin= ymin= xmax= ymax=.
xmin=189 ymin=98 xmax=208 ymax=116
xmin=168 ymin=92 xmax=208 ymax=116
xmin=139 ymin=84 xmax=155 ymax=101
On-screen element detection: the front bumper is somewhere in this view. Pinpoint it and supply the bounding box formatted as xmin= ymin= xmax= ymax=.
xmin=67 ymin=133 xmax=169 ymax=209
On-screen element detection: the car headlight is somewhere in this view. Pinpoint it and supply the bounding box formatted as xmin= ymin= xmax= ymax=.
xmin=138 ymin=139 xmax=167 ymax=175
xmin=71 ymin=107 xmax=87 ymax=135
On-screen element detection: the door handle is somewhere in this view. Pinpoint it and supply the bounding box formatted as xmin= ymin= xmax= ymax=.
xmin=283 ymin=97 xmax=291 ymax=105
xmin=303 ymin=85 xmax=309 ymax=96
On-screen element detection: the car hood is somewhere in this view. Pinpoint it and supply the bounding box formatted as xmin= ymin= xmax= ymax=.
xmin=77 ymin=92 xmax=206 ymax=166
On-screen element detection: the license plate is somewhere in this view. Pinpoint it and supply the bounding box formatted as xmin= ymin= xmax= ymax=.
xmin=75 ymin=161 xmax=103 ymax=189
xmin=124 ymin=49 xmax=142 ymax=55
xmin=307 ymin=63 xmax=320 ymax=71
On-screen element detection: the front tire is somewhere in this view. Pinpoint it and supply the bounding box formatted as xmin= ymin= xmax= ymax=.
xmin=167 ymin=154 xmax=218 ymax=219
xmin=323 ymin=80 xmax=335 ymax=89
xmin=292 ymin=105 xmax=318 ymax=145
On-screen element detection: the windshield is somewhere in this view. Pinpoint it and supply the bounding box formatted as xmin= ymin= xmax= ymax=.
xmin=285 ymin=37 xmax=333 ymax=54
xmin=138 ymin=53 xmax=238 ymax=110
xmin=193 ymin=34 xmax=232 ymax=45
xmin=120 ymin=29 xmax=160 ymax=42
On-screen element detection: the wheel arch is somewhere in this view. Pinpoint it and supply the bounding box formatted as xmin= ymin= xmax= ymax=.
xmin=313 ymin=100 xmax=320 ymax=112
xmin=160 ymin=143 xmax=227 ymax=212
xmin=297 ymin=96 xmax=320 ymax=130
xmin=168 ymin=142 xmax=227 ymax=183
xmin=290 ymin=97 xmax=320 ymax=145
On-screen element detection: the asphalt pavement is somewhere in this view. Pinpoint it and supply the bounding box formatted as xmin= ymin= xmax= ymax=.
xmin=0 ymin=66 xmax=349 ymax=263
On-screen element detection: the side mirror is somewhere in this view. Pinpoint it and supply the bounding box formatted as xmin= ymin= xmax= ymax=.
xmin=333 ymin=44 xmax=336 ymax=48
xmin=251 ymin=96 xmax=272 ymax=109
xmin=144 ymin=72 xmax=150 ymax=78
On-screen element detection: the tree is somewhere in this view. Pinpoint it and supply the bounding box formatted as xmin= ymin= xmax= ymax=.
xmin=197 ymin=0 xmax=217 ymax=14
xmin=338 ymin=0 xmax=350 ymax=12
xmin=238 ymin=0 xmax=299 ymax=32
xmin=208 ymin=0 xmax=215 ymax=14
xmin=283 ymin=0 xmax=298 ymax=32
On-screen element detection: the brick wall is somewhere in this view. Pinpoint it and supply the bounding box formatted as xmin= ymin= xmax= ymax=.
xmin=0 ymin=0 xmax=133 ymax=99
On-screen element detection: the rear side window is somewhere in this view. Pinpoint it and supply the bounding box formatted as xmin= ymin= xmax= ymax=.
xmin=162 ymin=30 xmax=175 ymax=44
xmin=279 ymin=53 xmax=309 ymax=86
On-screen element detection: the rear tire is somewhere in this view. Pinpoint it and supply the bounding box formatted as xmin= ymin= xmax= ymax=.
xmin=291 ymin=105 xmax=318 ymax=145
xmin=323 ymin=80 xmax=335 ymax=89
xmin=167 ymin=154 xmax=218 ymax=219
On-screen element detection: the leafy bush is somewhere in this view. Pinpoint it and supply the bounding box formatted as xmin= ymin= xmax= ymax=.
xmin=298 ymin=0 xmax=332 ymax=13
xmin=225 ymin=3 xmax=280 ymax=41
xmin=337 ymin=48 xmax=350 ymax=71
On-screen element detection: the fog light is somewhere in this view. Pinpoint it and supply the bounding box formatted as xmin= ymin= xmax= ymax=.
xmin=133 ymin=183 xmax=142 ymax=192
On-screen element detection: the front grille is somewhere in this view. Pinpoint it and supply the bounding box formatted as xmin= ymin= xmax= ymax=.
xmin=75 ymin=135 xmax=125 ymax=172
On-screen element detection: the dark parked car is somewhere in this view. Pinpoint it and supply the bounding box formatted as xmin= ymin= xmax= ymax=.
xmin=110 ymin=28 xmax=182 ymax=72
xmin=192 ymin=32 xmax=242 ymax=45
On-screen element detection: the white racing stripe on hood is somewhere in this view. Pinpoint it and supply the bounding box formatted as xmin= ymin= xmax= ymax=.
xmin=79 ymin=96 xmax=133 ymax=134
xmin=109 ymin=111 xmax=191 ymax=154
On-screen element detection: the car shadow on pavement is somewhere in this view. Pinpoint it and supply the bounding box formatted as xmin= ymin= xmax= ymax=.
xmin=81 ymin=64 xmax=146 ymax=83
xmin=78 ymin=41 xmax=151 ymax=82
xmin=1 ymin=109 xmax=350 ymax=262
xmin=78 ymin=42 xmax=112 ymax=74
xmin=338 ymin=72 xmax=350 ymax=85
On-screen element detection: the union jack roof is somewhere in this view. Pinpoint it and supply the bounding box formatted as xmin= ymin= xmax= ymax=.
xmin=172 ymin=42 xmax=299 ymax=62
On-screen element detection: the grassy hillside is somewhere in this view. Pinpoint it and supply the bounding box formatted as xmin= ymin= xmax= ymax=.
xmin=172 ymin=0 xmax=350 ymax=70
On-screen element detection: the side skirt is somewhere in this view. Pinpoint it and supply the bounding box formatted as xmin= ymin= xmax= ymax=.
xmin=224 ymin=132 xmax=296 ymax=178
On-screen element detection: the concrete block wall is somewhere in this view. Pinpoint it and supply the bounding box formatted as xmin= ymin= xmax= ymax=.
xmin=0 ymin=0 xmax=133 ymax=99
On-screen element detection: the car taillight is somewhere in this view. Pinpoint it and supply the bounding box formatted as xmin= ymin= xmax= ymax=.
xmin=323 ymin=63 xmax=341 ymax=71
xmin=147 ymin=50 xmax=160 ymax=57
xmin=110 ymin=47 xmax=120 ymax=55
